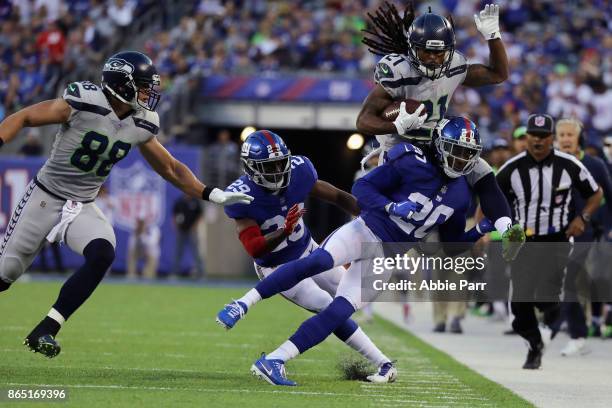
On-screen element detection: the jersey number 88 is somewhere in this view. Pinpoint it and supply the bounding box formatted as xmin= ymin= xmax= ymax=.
xmin=70 ymin=131 xmax=131 ymax=177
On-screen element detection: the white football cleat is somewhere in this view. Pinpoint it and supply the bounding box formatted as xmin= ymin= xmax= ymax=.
xmin=366 ymin=362 xmax=397 ymax=383
xmin=560 ymin=338 xmax=590 ymax=357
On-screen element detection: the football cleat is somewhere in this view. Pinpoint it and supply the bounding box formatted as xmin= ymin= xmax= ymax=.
xmin=251 ymin=353 xmax=296 ymax=386
xmin=366 ymin=361 xmax=397 ymax=383
xmin=24 ymin=334 xmax=61 ymax=358
xmin=216 ymin=300 xmax=247 ymax=330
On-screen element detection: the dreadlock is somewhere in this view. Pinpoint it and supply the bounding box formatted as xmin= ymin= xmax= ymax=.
xmin=361 ymin=1 xmax=416 ymax=56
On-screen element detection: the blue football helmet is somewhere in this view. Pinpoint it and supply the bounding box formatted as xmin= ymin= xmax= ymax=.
xmin=406 ymin=12 xmax=455 ymax=80
xmin=241 ymin=130 xmax=291 ymax=190
xmin=101 ymin=51 xmax=161 ymax=111
xmin=433 ymin=117 xmax=482 ymax=178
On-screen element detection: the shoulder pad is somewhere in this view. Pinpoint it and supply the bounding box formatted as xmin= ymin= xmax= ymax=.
xmin=446 ymin=52 xmax=468 ymax=78
xmin=387 ymin=142 xmax=424 ymax=162
xmin=133 ymin=109 xmax=160 ymax=135
xmin=374 ymin=54 xmax=410 ymax=82
xmin=63 ymin=81 xmax=111 ymax=116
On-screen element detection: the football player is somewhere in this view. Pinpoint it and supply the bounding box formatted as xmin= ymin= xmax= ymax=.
xmin=358 ymin=2 xmax=525 ymax=259
xmin=218 ymin=130 xmax=396 ymax=384
xmin=218 ymin=118 xmax=496 ymax=385
xmin=0 ymin=51 xmax=252 ymax=358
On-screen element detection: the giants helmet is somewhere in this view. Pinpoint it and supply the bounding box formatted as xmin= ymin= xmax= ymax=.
xmin=433 ymin=117 xmax=482 ymax=178
xmin=241 ymin=130 xmax=292 ymax=191
xmin=406 ymin=13 xmax=455 ymax=80
xmin=101 ymin=51 xmax=161 ymax=111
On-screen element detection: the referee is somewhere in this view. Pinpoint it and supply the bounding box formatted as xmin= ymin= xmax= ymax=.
xmin=496 ymin=113 xmax=602 ymax=369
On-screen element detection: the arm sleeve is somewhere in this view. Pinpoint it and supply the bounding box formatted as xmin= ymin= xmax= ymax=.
xmin=352 ymin=161 xmax=402 ymax=211
xmin=474 ymin=172 xmax=512 ymax=221
xmin=570 ymin=159 xmax=600 ymax=199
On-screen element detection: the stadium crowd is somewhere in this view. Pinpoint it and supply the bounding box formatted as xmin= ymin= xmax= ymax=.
xmin=0 ymin=0 xmax=155 ymax=121
xmin=144 ymin=0 xmax=612 ymax=147
xmin=1 ymin=0 xmax=609 ymax=148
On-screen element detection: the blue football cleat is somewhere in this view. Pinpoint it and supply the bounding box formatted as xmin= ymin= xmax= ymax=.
xmin=251 ymin=353 xmax=296 ymax=386
xmin=216 ymin=300 xmax=247 ymax=330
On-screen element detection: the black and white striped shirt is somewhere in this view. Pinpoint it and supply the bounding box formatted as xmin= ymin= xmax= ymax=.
xmin=496 ymin=149 xmax=599 ymax=236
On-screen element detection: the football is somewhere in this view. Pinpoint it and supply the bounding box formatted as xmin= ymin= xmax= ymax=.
xmin=381 ymin=99 xmax=426 ymax=121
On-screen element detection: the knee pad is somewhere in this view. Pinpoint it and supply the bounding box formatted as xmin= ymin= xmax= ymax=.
xmin=83 ymin=239 xmax=115 ymax=270
xmin=0 ymin=256 xmax=25 ymax=284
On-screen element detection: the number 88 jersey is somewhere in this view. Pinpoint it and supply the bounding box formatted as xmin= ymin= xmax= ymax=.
xmin=224 ymin=155 xmax=318 ymax=268
xmin=36 ymin=81 xmax=159 ymax=202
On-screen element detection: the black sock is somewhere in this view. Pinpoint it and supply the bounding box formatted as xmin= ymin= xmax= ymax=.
xmin=51 ymin=239 xmax=115 ymax=320
xmin=28 ymin=316 xmax=61 ymax=339
xmin=0 ymin=280 xmax=11 ymax=292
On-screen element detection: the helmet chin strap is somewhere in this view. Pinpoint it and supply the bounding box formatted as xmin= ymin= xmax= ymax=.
xmin=102 ymin=81 xmax=141 ymax=111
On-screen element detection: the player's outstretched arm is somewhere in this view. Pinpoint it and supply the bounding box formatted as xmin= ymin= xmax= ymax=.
xmin=139 ymin=138 xmax=253 ymax=205
xmin=310 ymin=180 xmax=360 ymax=216
xmin=356 ymin=85 xmax=398 ymax=135
xmin=463 ymin=4 xmax=509 ymax=87
xmin=0 ymin=99 xmax=71 ymax=146
xmin=234 ymin=206 xmax=305 ymax=258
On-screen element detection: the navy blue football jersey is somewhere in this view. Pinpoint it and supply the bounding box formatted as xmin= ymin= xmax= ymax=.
xmin=352 ymin=143 xmax=473 ymax=243
xmin=224 ymin=155 xmax=317 ymax=267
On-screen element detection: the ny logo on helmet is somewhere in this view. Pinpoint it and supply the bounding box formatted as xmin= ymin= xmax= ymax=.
xmin=104 ymin=59 xmax=134 ymax=75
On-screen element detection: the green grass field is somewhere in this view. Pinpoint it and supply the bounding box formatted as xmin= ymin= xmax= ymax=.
xmin=0 ymin=281 xmax=531 ymax=407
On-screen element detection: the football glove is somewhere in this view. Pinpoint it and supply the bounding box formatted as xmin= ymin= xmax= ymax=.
xmin=393 ymin=102 xmax=428 ymax=136
xmin=386 ymin=200 xmax=422 ymax=219
xmin=283 ymin=204 xmax=306 ymax=235
xmin=501 ymin=224 xmax=526 ymax=262
xmin=474 ymin=4 xmax=501 ymax=40
xmin=209 ymin=188 xmax=254 ymax=205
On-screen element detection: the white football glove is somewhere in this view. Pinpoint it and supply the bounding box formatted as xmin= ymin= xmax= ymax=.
xmin=474 ymin=4 xmax=501 ymax=40
xmin=209 ymin=188 xmax=254 ymax=205
xmin=393 ymin=102 xmax=427 ymax=136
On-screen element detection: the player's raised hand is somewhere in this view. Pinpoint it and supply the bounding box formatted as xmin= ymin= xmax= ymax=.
xmin=208 ymin=188 xmax=254 ymax=205
xmin=474 ymin=4 xmax=501 ymax=41
xmin=283 ymin=204 xmax=307 ymax=235
xmin=386 ymin=200 xmax=422 ymax=220
xmin=393 ymin=102 xmax=428 ymax=135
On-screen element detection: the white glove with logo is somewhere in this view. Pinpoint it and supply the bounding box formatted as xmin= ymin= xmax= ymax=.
xmin=393 ymin=103 xmax=427 ymax=136
xmin=209 ymin=188 xmax=254 ymax=205
xmin=474 ymin=4 xmax=501 ymax=40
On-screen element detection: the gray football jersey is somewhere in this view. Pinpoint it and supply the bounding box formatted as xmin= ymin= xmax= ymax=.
xmin=36 ymin=81 xmax=159 ymax=201
xmin=374 ymin=51 xmax=468 ymax=140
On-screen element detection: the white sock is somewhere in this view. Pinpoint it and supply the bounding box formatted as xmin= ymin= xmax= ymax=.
xmin=48 ymin=308 xmax=66 ymax=325
xmin=345 ymin=327 xmax=390 ymax=367
xmin=494 ymin=216 xmax=512 ymax=235
xmin=238 ymin=288 xmax=262 ymax=309
xmin=266 ymin=340 xmax=300 ymax=362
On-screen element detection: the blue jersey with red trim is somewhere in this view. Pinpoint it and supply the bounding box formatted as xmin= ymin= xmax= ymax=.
xmin=224 ymin=155 xmax=317 ymax=267
xmin=352 ymin=143 xmax=473 ymax=243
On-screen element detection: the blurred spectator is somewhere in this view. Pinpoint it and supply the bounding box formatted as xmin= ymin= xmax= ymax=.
xmin=108 ymin=0 xmax=135 ymax=36
xmin=511 ymin=126 xmax=528 ymax=155
xmin=19 ymin=128 xmax=43 ymax=156
xmin=206 ymin=129 xmax=240 ymax=187
xmin=171 ymin=193 xmax=205 ymax=278
xmin=127 ymin=216 xmax=160 ymax=279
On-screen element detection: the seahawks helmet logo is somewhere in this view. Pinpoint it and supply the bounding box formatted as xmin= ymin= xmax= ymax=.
xmin=103 ymin=59 xmax=134 ymax=75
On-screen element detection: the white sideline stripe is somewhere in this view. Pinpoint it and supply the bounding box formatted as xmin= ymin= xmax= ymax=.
xmin=4 ymin=364 xmax=341 ymax=379
xmin=4 ymin=382 xmax=426 ymax=402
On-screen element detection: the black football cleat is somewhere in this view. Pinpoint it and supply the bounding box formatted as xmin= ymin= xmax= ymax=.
xmin=24 ymin=334 xmax=61 ymax=358
xmin=522 ymin=342 xmax=543 ymax=369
